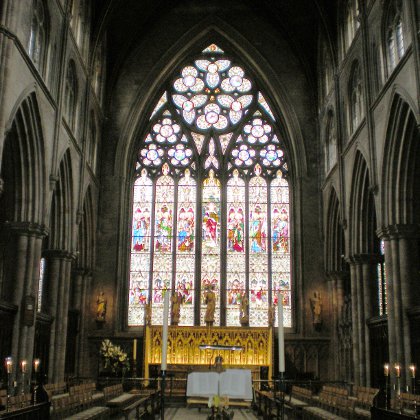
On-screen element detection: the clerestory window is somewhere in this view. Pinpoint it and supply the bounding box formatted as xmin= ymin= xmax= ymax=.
xmin=386 ymin=0 xmax=405 ymax=73
xmin=28 ymin=0 xmax=49 ymax=76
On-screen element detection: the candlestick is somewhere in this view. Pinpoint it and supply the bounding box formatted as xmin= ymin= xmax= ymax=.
xmin=133 ymin=339 xmax=137 ymax=361
xmin=20 ymin=360 xmax=27 ymax=373
xmin=409 ymin=364 xmax=416 ymax=379
xmin=5 ymin=357 xmax=13 ymax=374
xmin=394 ymin=363 xmax=401 ymax=378
xmin=161 ymin=292 xmax=170 ymax=371
xmin=33 ymin=358 xmax=40 ymax=373
xmin=384 ymin=363 xmax=389 ymax=377
xmin=277 ymin=293 xmax=285 ymax=373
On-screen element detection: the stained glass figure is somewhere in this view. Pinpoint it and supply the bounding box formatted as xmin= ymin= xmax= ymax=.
xmin=248 ymin=174 xmax=269 ymax=326
xmin=202 ymin=170 xmax=221 ymax=251
xmin=175 ymin=169 xmax=196 ymax=325
xmin=227 ymin=171 xmax=245 ymax=253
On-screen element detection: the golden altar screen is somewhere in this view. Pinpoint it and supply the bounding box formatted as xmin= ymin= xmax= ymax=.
xmin=144 ymin=325 xmax=272 ymax=379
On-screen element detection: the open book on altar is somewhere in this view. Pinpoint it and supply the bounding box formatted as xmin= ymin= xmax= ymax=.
xmin=186 ymin=369 xmax=253 ymax=400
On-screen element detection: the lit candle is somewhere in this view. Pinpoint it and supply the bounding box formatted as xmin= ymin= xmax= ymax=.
xmin=133 ymin=339 xmax=137 ymax=361
xmin=5 ymin=357 xmax=13 ymax=374
xmin=20 ymin=360 xmax=27 ymax=373
xmin=277 ymin=293 xmax=285 ymax=373
xmin=161 ymin=292 xmax=170 ymax=371
xmin=394 ymin=363 xmax=401 ymax=378
xmin=33 ymin=359 xmax=40 ymax=373
xmin=384 ymin=363 xmax=389 ymax=377
xmin=409 ymin=364 xmax=416 ymax=378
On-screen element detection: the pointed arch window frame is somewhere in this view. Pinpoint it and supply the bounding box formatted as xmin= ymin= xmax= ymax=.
xmin=128 ymin=43 xmax=293 ymax=329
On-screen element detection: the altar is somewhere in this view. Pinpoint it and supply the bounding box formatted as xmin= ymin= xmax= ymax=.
xmin=143 ymin=325 xmax=273 ymax=385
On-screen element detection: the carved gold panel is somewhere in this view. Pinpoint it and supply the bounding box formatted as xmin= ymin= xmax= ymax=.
xmin=144 ymin=325 xmax=272 ymax=380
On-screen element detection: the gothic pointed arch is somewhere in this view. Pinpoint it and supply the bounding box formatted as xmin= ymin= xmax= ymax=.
xmin=77 ymin=185 xmax=96 ymax=271
xmin=0 ymin=92 xmax=46 ymax=225
xmin=127 ymin=42 xmax=292 ymax=328
xmin=382 ymin=93 xmax=420 ymax=226
xmin=325 ymin=187 xmax=344 ymax=274
xmin=49 ymin=150 xmax=74 ymax=251
xmin=349 ymin=151 xmax=377 ymax=255
xmin=114 ymin=23 xmax=308 ymax=182
xmin=0 ymin=92 xmax=47 ymax=299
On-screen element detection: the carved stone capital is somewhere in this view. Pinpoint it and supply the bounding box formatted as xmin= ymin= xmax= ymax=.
xmin=386 ymin=224 xmax=420 ymax=240
xmin=43 ymin=249 xmax=74 ymax=261
xmin=7 ymin=221 xmax=48 ymax=237
xmin=348 ymin=253 xmax=378 ymax=265
xmin=49 ymin=174 xmax=59 ymax=191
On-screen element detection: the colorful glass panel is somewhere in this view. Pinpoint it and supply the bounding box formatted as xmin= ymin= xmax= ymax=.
xmin=201 ymin=170 xmax=221 ymax=325
xmin=176 ymin=170 xmax=196 ymax=325
xmin=37 ymin=257 xmax=45 ymax=312
xmin=128 ymin=171 xmax=153 ymax=326
xmin=226 ymin=170 xmax=246 ymax=326
xmin=271 ymin=174 xmax=291 ymax=327
xmin=154 ymin=170 xmax=174 ymax=253
xmin=249 ymin=175 xmax=269 ymax=326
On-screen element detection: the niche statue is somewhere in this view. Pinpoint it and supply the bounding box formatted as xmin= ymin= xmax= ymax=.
xmin=310 ymin=291 xmax=322 ymax=331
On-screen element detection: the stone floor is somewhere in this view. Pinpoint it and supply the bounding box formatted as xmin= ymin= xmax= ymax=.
xmin=115 ymin=406 xmax=259 ymax=419
xmin=158 ymin=407 xmax=259 ymax=419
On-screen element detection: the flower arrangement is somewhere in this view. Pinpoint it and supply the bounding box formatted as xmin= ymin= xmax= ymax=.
xmin=100 ymin=339 xmax=130 ymax=375
xmin=207 ymin=395 xmax=233 ymax=419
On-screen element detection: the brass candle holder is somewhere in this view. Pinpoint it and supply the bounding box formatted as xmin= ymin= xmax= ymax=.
xmin=20 ymin=359 xmax=27 ymax=406
xmin=5 ymin=357 xmax=13 ymax=412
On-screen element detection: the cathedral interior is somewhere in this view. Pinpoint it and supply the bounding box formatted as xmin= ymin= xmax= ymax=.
xmin=0 ymin=0 xmax=419 ymax=417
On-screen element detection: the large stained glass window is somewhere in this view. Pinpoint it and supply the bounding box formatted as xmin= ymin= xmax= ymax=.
xmin=128 ymin=44 xmax=291 ymax=327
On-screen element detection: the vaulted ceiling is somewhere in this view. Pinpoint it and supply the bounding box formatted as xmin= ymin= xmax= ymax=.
xmin=91 ymin=0 xmax=337 ymax=92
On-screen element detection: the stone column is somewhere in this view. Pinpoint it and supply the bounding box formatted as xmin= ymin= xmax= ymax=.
xmin=327 ymin=273 xmax=338 ymax=378
xmin=354 ymin=257 xmax=366 ymax=385
xmin=349 ymin=254 xmax=380 ymax=386
xmin=72 ymin=269 xmax=90 ymax=377
xmin=327 ymin=271 xmax=347 ymax=380
xmin=77 ymin=273 xmax=92 ymax=377
xmin=45 ymin=250 xmax=73 ymax=383
xmin=8 ymin=222 xmax=46 ymax=381
xmin=359 ymin=254 xmax=378 ymax=387
xmin=388 ymin=229 xmax=406 ymax=389
xmin=349 ymin=260 xmax=361 ymax=385
xmin=388 ymin=224 xmax=419 ymax=388
xmin=379 ymin=233 xmax=398 ymax=380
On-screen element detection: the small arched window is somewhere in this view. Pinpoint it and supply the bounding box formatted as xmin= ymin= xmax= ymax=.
xmin=321 ymin=46 xmax=333 ymax=99
xmin=349 ymin=61 xmax=363 ymax=134
xmin=93 ymin=39 xmax=106 ymax=103
xmin=64 ymin=61 xmax=78 ymax=129
xmin=89 ymin=112 xmax=98 ymax=173
xmin=344 ymin=0 xmax=360 ymax=51
xmin=28 ymin=0 xmax=49 ymax=76
xmin=325 ymin=111 xmax=336 ymax=173
xmin=371 ymin=39 xmax=382 ymax=97
xmin=71 ymin=0 xmax=89 ymax=54
xmin=376 ymin=240 xmax=387 ymax=315
xmin=37 ymin=257 xmax=46 ymax=312
xmin=386 ymin=0 xmax=405 ymax=73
